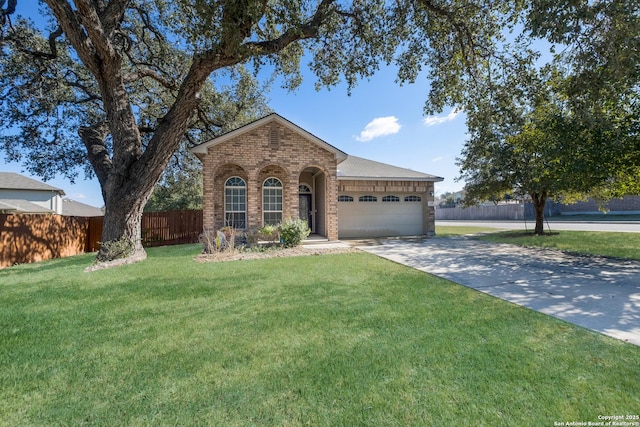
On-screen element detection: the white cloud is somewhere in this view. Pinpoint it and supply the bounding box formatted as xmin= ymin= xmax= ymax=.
xmin=423 ymin=109 xmax=461 ymax=127
xmin=432 ymin=156 xmax=444 ymax=163
xmin=355 ymin=116 xmax=401 ymax=142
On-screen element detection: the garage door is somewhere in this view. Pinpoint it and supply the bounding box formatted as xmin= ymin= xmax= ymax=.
xmin=338 ymin=194 xmax=424 ymax=238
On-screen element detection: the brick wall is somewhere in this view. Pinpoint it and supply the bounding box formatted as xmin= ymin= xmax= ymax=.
xmin=200 ymin=121 xmax=340 ymax=240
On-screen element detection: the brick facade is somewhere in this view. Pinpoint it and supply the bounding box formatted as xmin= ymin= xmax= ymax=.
xmin=198 ymin=121 xmax=340 ymax=240
xmin=194 ymin=114 xmax=441 ymax=241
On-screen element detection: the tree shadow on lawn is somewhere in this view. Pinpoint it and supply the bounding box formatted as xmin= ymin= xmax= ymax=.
xmin=360 ymin=237 xmax=640 ymax=346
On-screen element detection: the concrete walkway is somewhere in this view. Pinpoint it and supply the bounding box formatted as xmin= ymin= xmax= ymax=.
xmin=356 ymin=237 xmax=640 ymax=346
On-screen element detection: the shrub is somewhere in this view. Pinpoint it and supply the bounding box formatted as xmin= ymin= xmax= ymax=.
xmin=258 ymin=224 xmax=279 ymax=243
xmin=278 ymin=218 xmax=310 ymax=248
xmin=200 ymin=227 xmax=245 ymax=254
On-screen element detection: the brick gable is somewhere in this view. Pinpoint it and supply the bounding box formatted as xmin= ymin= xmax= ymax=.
xmin=199 ymin=120 xmax=339 ymax=239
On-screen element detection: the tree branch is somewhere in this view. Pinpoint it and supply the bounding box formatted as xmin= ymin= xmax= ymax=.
xmin=99 ymin=0 xmax=129 ymax=37
xmin=74 ymin=0 xmax=118 ymax=61
xmin=78 ymin=122 xmax=111 ymax=188
xmin=123 ymin=67 xmax=177 ymax=89
xmin=43 ymin=0 xmax=100 ymax=74
xmin=416 ymin=0 xmax=480 ymax=69
xmin=240 ymin=0 xmax=335 ymax=59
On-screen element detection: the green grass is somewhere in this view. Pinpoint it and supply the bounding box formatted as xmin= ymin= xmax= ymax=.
xmin=1 ymin=245 xmax=639 ymax=426
xmin=435 ymin=225 xmax=499 ymax=236
xmin=478 ymin=230 xmax=640 ymax=260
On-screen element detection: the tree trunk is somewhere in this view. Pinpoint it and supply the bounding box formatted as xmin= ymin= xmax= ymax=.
xmin=97 ymin=182 xmax=151 ymax=263
xmin=530 ymin=191 xmax=548 ymax=235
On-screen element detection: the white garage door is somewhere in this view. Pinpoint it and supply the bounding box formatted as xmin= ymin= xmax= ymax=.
xmin=338 ymin=194 xmax=424 ymax=238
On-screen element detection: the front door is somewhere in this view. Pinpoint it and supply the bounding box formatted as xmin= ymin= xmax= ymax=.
xmin=299 ymin=194 xmax=312 ymax=231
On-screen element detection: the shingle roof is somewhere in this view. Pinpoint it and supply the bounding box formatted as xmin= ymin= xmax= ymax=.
xmin=0 ymin=172 xmax=65 ymax=194
xmin=62 ymin=199 xmax=104 ymax=217
xmin=0 ymin=199 xmax=54 ymax=213
xmin=337 ymin=156 xmax=444 ymax=182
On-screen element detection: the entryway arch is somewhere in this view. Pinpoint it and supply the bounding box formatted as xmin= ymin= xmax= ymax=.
xmin=299 ymin=165 xmax=328 ymax=237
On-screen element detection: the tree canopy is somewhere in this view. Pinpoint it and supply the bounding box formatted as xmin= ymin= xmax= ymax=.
xmin=1 ymin=0 xmax=525 ymax=264
xmin=2 ymin=0 xmax=636 ymax=261
xmin=456 ymin=0 xmax=640 ymax=233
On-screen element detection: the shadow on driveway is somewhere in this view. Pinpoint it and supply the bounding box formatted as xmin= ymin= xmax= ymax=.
xmin=356 ymin=236 xmax=640 ymax=346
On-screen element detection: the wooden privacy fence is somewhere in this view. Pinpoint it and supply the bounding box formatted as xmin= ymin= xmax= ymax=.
xmin=1 ymin=210 xmax=203 ymax=268
xmin=141 ymin=210 xmax=203 ymax=247
xmin=1 ymin=214 xmax=93 ymax=268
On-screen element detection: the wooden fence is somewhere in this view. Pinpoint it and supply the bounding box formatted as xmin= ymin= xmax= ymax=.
xmin=141 ymin=210 xmax=203 ymax=247
xmin=1 ymin=210 xmax=203 ymax=269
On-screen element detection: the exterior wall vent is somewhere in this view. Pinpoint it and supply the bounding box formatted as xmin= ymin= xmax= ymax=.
xmin=269 ymin=127 xmax=280 ymax=146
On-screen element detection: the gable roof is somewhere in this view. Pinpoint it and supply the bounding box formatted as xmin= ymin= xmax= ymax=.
xmin=190 ymin=113 xmax=348 ymax=161
xmin=0 ymin=199 xmax=54 ymax=213
xmin=0 ymin=172 xmax=65 ymax=194
xmin=338 ymin=156 xmax=444 ymax=182
xmin=62 ymin=199 xmax=104 ymax=217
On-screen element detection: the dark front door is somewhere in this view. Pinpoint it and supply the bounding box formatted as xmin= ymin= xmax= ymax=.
xmin=299 ymin=194 xmax=312 ymax=231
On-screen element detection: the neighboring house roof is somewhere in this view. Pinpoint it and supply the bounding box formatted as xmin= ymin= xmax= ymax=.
xmin=62 ymin=198 xmax=104 ymax=217
xmin=0 ymin=199 xmax=54 ymax=213
xmin=0 ymin=172 xmax=65 ymax=194
xmin=338 ymin=155 xmax=444 ymax=182
xmin=191 ymin=113 xmax=349 ymax=161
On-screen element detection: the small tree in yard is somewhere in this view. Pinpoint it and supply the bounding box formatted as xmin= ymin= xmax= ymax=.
xmin=458 ymin=0 xmax=640 ymax=236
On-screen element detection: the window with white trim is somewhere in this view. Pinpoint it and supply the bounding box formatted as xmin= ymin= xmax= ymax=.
xmin=224 ymin=177 xmax=246 ymax=228
xmin=338 ymin=195 xmax=354 ymax=202
xmin=359 ymin=195 xmax=377 ymax=202
xmin=382 ymin=195 xmax=400 ymax=202
xmin=263 ymin=177 xmax=283 ymax=225
xmin=404 ymin=196 xmax=422 ymax=202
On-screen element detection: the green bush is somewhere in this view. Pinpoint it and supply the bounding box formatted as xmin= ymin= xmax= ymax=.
xmin=278 ymin=217 xmax=310 ymax=248
xmin=258 ymin=224 xmax=279 ymax=243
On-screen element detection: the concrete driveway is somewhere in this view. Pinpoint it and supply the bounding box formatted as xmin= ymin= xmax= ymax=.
xmin=356 ymin=237 xmax=640 ymax=346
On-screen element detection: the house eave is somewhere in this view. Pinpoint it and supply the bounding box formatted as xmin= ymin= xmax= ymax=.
xmin=338 ymin=176 xmax=444 ymax=182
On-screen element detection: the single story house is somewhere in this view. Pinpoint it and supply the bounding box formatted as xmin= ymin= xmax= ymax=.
xmin=191 ymin=113 xmax=443 ymax=240
xmin=0 ymin=172 xmax=65 ymax=214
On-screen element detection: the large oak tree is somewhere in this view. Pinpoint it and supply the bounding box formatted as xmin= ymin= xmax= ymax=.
xmin=1 ymin=0 xmax=522 ymax=265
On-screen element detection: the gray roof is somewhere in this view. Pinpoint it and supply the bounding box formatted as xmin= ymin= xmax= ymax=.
xmin=337 ymin=156 xmax=444 ymax=182
xmin=0 ymin=172 xmax=65 ymax=194
xmin=62 ymin=198 xmax=104 ymax=217
xmin=0 ymin=199 xmax=54 ymax=213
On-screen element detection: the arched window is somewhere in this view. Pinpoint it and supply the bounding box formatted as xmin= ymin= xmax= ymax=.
xmin=224 ymin=177 xmax=246 ymax=228
xmin=382 ymin=195 xmax=400 ymax=202
xmin=359 ymin=195 xmax=377 ymax=202
xmin=338 ymin=195 xmax=354 ymax=202
xmin=263 ymin=177 xmax=283 ymax=225
xmin=404 ymin=196 xmax=422 ymax=202
xmin=299 ymin=184 xmax=312 ymax=194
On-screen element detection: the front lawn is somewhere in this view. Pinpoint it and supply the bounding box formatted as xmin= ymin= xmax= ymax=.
xmin=435 ymin=225 xmax=499 ymax=236
xmin=1 ymin=245 xmax=638 ymax=425
xmin=478 ymin=230 xmax=640 ymax=260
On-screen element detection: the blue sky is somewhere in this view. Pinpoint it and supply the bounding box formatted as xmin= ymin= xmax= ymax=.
xmin=1 ymin=7 xmax=468 ymax=208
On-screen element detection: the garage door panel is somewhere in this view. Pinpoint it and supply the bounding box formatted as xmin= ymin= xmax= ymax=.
xmin=338 ymin=197 xmax=424 ymax=238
